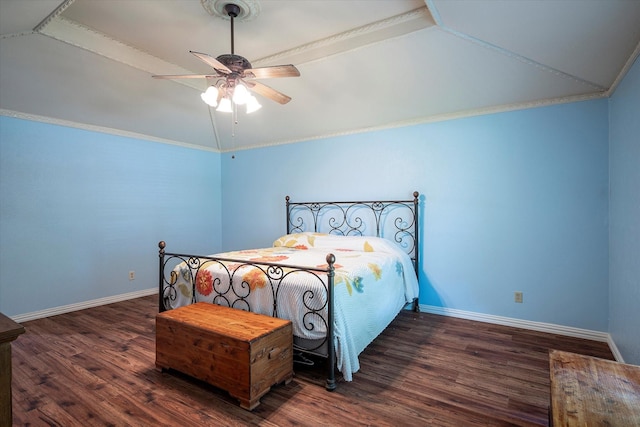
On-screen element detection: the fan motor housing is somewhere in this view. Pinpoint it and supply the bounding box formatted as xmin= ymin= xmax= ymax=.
xmin=216 ymin=54 xmax=252 ymax=73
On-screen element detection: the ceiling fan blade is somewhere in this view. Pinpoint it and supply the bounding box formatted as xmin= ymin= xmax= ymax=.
xmin=244 ymin=65 xmax=300 ymax=79
xmin=190 ymin=51 xmax=232 ymax=74
xmin=152 ymin=74 xmax=213 ymax=79
xmin=245 ymin=81 xmax=292 ymax=104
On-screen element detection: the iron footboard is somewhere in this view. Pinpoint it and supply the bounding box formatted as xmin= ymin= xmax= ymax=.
xmin=158 ymin=241 xmax=338 ymax=391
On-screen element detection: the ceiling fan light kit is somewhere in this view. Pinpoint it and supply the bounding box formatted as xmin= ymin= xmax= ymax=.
xmin=245 ymin=95 xmax=262 ymax=113
xmin=153 ymin=1 xmax=298 ymax=115
xmin=200 ymin=80 xmax=262 ymax=114
xmin=216 ymin=97 xmax=233 ymax=113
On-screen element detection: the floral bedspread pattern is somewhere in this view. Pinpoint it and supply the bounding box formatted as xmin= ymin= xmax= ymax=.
xmin=168 ymin=233 xmax=419 ymax=381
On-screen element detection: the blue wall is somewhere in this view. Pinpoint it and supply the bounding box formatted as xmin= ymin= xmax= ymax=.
xmin=222 ymin=100 xmax=610 ymax=331
xmin=609 ymin=55 xmax=640 ymax=365
xmin=0 ymin=117 xmax=222 ymax=317
xmin=2 ymin=85 xmax=632 ymax=351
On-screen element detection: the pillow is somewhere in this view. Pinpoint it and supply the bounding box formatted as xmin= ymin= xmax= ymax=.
xmin=273 ymin=232 xmax=404 ymax=255
xmin=273 ymin=232 xmax=326 ymax=250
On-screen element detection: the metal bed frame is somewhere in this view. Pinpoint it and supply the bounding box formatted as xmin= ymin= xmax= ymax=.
xmin=158 ymin=191 xmax=420 ymax=391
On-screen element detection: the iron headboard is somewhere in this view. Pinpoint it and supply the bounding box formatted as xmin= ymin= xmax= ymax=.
xmin=285 ymin=191 xmax=420 ymax=275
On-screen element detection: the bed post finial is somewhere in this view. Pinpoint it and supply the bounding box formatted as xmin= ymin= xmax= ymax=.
xmin=326 ymin=253 xmax=335 ymax=266
xmin=413 ymin=191 xmax=419 ymax=200
xmin=158 ymin=241 xmax=166 ymax=252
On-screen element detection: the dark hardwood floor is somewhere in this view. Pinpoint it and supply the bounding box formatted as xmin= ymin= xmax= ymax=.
xmin=11 ymin=295 xmax=613 ymax=426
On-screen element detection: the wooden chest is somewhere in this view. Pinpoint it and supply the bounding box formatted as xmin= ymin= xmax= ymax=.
xmin=156 ymin=302 xmax=293 ymax=410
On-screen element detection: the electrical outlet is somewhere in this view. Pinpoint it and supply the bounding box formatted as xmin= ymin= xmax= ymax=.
xmin=129 ymin=271 xmax=135 ymax=281
xmin=514 ymin=291 xmax=523 ymax=303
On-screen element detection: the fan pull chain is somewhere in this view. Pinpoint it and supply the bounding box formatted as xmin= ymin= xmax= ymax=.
xmin=230 ymin=103 xmax=237 ymax=159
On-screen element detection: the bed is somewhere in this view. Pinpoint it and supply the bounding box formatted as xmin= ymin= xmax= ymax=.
xmin=158 ymin=192 xmax=420 ymax=390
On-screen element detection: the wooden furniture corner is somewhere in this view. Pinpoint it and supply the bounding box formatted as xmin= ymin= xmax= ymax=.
xmin=1 ymin=312 xmax=25 ymax=426
xmin=549 ymin=349 xmax=640 ymax=426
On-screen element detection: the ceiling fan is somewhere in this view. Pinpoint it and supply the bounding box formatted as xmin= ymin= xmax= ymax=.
xmin=152 ymin=3 xmax=300 ymax=113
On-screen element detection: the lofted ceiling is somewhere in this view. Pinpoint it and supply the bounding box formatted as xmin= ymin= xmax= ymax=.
xmin=1 ymin=0 xmax=639 ymax=152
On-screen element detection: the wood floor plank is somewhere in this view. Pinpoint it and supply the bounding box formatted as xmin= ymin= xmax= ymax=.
xmin=10 ymin=295 xmax=614 ymax=426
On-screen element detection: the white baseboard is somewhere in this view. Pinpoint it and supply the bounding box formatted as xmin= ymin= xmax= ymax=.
xmin=10 ymin=292 xmax=623 ymax=363
xmin=607 ymin=336 xmax=625 ymax=363
xmin=420 ymin=304 xmax=623 ymax=362
xmin=10 ymin=288 xmax=158 ymax=323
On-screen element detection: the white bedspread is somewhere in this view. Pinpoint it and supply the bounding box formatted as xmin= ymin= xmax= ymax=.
xmin=166 ymin=233 xmax=419 ymax=381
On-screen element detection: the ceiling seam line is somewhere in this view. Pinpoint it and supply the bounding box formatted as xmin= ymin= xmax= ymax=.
xmin=424 ymin=0 xmax=443 ymax=26
xmin=606 ymin=39 xmax=640 ymax=97
xmin=207 ymin=106 xmax=222 ymax=152
xmin=438 ymin=26 xmax=606 ymax=91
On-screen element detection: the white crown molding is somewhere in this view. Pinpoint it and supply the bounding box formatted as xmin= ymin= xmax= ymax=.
xmin=420 ymin=304 xmax=621 ymax=360
xmin=252 ymin=7 xmax=435 ymax=67
xmin=0 ymin=109 xmax=219 ymax=153
xmin=0 ymin=31 xmax=36 ymax=40
xmin=35 ymin=16 xmax=202 ymax=92
xmin=2 ymin=87 xmax=605 ymax=156
xmin=221 ymin=91 xmax=607 ymax=153
xmin=29 ymin=3 xmax=434 ymax=85
xmin=9 ymin=288 xmax=158 ymax=324
xmin=32 ymin=0 xmax=76 ymax=33
xmin=1 ymin=89 xmax=605 ymax=157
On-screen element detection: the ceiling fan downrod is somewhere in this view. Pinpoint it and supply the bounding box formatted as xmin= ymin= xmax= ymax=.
xmin=224 ymin=3 xmax=241 ymax=55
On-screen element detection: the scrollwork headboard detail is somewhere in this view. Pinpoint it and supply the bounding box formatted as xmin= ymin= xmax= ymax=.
xmin=285 ymin=191 xmax=420 ymax=275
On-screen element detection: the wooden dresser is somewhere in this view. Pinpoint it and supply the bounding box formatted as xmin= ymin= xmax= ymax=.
xmin=549 ymin=350 xmax=640 ymax=426
xmin=156 ymin=303 xmax=293 ymax=410
xmin=0 ymin=312 xmax=25 ymax=426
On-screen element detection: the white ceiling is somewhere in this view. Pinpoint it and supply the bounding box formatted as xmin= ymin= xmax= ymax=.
xmin=1 ymin=0 xmax=639 ymax=152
